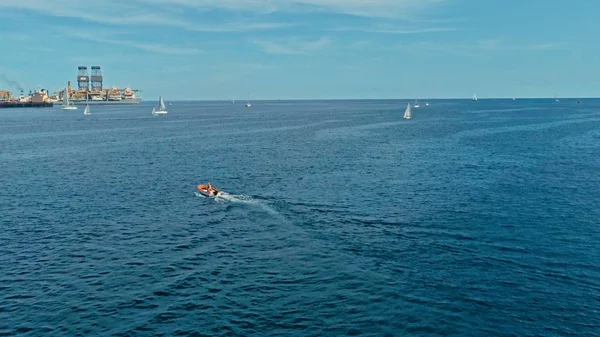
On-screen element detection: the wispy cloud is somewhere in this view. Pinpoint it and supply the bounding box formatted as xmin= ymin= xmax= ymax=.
xmin=408 ymin=38 xmax=565 ymax=55
xmin=471 ymin=38 xmax=564 ymax=51
xmin=1 ymin=0 xmax=159 ymax=25
xmin=69 ymin=32 xmax=201 ymax=55
xmin=528 ymin=43 xmax=563 ymax=50
xmin=162 ymin=62 xmax=274 ymax=74
xmin=0 ymin=33 xmax=32 ymax=41
xmin=0 ymin=0 xmax=446 ymax=23
xmin=252 ymin=37 xmax=331 ymax=55
xmin=141 ymin=0 xmax=446 ymax=18
xmin=333 ymin=26 xmax=456 ymax=34
xmin=0 ymin=0 xmax=291 ymax=32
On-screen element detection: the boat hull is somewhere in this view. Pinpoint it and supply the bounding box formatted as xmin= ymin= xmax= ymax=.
xmin=61 ymin=106 xmax=78 ymax=110
xmin=0 ymin=102 xmax=53 ymax=108
xmin=70 ymin=98 xmax=141 ymax=105
xmin=197 ymin=184 xmax=222 ymax=197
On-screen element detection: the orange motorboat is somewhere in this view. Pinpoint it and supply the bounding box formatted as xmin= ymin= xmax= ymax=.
xmin=197 ymin=183 xmax=223 ymax=197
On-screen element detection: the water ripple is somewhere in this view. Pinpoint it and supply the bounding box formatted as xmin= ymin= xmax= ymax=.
xmin=1 ymin=100 xmax=599 ymax=336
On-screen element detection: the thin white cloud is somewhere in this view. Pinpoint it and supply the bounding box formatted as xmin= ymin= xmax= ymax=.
xmin=0 ymin=0 xmax=291 ymax=32
xmin=0 ymin=33 xmax=32 ymax=41
xmin=69 ymin=32 xmax=201 ymax=55
xmin=142 ymin=0 xmax=445 ymax=18
xmin=161 ymin=62 xmax=273 ymax=74
xmin=181 ymin=21 xmax=295 ymax=33
xmin=0 ymin=0 xmax=157 ymax=25
xmin=333 ymin=26 xmax=456 ymax=34
xmin=472 ymin=38 xmax=564 ymax=51
xmin=409 ymin=38 xmax=564 ymax=54
xmin=528 ymin=43 xmax=562 ymax=50
xmin=0 ymin=0 xmax=446 ymax=23
xmin=252 ymin=37 xmax=331 ymax=55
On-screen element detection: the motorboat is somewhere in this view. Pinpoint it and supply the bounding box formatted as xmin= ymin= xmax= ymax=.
xmin=197 ymin=184 xmax=223 ymax=197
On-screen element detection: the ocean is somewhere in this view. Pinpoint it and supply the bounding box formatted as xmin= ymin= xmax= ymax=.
xmin=1 ymin=99 xmax=599 ymax=336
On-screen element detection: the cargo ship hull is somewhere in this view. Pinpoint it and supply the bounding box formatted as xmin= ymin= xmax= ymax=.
xmin=69 ymin=98 xmax=141 ymax=105
xmin=0 ymin=102 xmax=54 ymax=108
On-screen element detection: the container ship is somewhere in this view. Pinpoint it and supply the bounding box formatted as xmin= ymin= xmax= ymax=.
xmin=54 ymin=66 xmax=142 ymax=105
xmin=0 ymin=89 xmax=54 ymax=108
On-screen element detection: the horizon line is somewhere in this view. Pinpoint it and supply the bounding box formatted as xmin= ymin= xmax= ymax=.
xmin=155 ymin=97 xmax=598 ymax=101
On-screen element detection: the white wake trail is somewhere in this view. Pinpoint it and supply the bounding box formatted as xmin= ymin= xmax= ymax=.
xmin=195 ymin=192 xmax=280 ymax=216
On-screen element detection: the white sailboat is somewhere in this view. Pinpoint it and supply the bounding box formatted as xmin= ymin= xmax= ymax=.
xmin=245 ymin=92 xmax=251 ymax=108
xmin=83 ymin=95 xmax=91 ymax=115
xmin=403 ymin=103 xmax=412 ymax=120
xmin=61 ymin=88 xmax=77 ymax=110
xmin=472 ymin=94 xmax=478 ymax=101
xmin=152 ymin=96 xmax=168 ymax=115
xmin=414 ymin=98 xmax=420 ymax=108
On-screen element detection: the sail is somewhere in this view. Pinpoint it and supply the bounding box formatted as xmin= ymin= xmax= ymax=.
xmin=62 ymin=89 xmax=69 ymax=106
xmin=403 ymin=103 xmax=411 ymax=119
xmin=158 ymin=96 xmax=166 ymax=110
xmin=84 ymin=104 xmax=89 ymax=114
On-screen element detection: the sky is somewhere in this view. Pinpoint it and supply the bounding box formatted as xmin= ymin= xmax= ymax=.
xmin=0 ymin=0 xmax=598 ymax=100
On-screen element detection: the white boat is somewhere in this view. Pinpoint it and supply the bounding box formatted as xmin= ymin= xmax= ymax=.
xmin=61 ymin=89 xmax=77 ymax=110
xmin=245 ymin=92 xmax=251 ymax=107
xmin=152 ymin=96 xmax=168 ymax=115
xmin=414 ymin=98 xmax=420 ymax=108
xmin=472 ymin=94 xmax=478 ymax=101
xmin=425 ymin=102 xmax=430 ymax=106
xmin=83 ymin=103 xmax=90 ymax=115
xmin=403 ymin=103 xmax=412 ymax=120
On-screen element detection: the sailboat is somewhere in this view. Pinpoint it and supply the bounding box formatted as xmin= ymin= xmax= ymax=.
xmin=83 ymin=95 xmax=91 ymax=115
xmin=472 ymin=94 xmax=478 ymax=101
xmin=61 ymin=88 xmax=77 ymax=110
xmin=414 ymin=98 xmax=420 ymax=108
xmin=152 ymin=96 xmax=168 ymax=115
xmin=403 ymin=103 xmax=412 ymax=120
xmin=245 ymin=92 xmax=251 ymax=108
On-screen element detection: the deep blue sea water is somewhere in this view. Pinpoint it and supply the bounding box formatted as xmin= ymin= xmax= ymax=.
xmin=1 ymin=99 xmax=599 ymax=336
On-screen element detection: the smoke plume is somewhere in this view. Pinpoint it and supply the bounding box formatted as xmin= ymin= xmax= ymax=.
xmin=0 ymin=74 xmax=24 ymax=91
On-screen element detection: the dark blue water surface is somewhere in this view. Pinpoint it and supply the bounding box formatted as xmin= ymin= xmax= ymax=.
xmin=1 ymin=99 xmax=599 ymax=336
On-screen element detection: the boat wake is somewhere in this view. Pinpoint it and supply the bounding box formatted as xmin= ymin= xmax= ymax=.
xmin=194 ymin=192 xmax=280 ymax=216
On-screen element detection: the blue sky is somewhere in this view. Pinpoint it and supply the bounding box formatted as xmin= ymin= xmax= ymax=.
xmin=0 ymin=0 xmax=598 ymax=100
